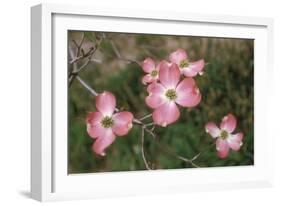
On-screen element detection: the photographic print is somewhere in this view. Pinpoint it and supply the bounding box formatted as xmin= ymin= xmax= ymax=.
xmin=68 ymin=31 xmax=254 ymax=174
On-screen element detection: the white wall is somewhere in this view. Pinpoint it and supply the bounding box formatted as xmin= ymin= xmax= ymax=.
xmin=0 ymin=0 xmax=280 ymax=205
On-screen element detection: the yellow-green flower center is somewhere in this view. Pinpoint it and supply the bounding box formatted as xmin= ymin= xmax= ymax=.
xmin=150 ymin=70 xmax=158 ymax=77
xmin=165 ymin=89 xmax=177 ymax=101
xmin=101 ymin=116 xmax=114 ymax=128
xmin=179 ymin=59 xmax=189 ymax=68
xmin=220 ymin=130 xmax=229 ymax=140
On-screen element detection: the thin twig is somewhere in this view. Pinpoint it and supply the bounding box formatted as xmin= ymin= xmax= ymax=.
xmin=76 ymin=33 xmax=85 ymax=57
xmin=191 ymin=142 xmax=216 ymax=161
xmin=91 ymin=58 xmax=102 ymax=63
xmin=68 ymin=33 xmax=103 ymax=86
xmin=69 ymin=47 xmax=95 ymax=64
xmin=89 ymin=56 xmax=140 ymax=65
xmin=68 ymin=54 xmax=94 ymax=86
xmin=76 ymin=55 xmax=93 ymax=73
xmin=176 ymin=155 xmax=200 ymax=168
xmin=139 ymin=113 xmax=152 ymax=121
xmin=144 ymin=130 xmax=200 ymax=168
xmin=110 ymin=39 xmax=141 ymax=66
xmin=110 ymin=40 xmax=121 ymax=58
xmin=144 ymin=122 xmax=154 ymax=127
xmin=141 ymin=127 xmax=152 ymax=170
xmin=132 ymin=118 xmax=142 ymax=125
xmin=143 ymin=126 xmax=156 ymax=139
xmin=72 ymin=33 xmax=85 ymax=58
xmin=76 ymin=75 xmax=98 ymax=96
xmin=116 ymin=57 xmax=141 ymax=66
xmin=69 ymin=47 xmax=77 ymax=74
xmin=72 ymin=40 xmax=79 ymax=49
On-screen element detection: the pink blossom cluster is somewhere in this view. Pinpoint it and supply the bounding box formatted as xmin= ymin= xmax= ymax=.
xmin=141 ymin=49 xmax=205 ymax=127
xmin=85 ymin=48 xmax=244 ymax=159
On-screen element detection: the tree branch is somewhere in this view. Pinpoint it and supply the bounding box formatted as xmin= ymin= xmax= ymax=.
xmin=191 ymin=142 xmax=216 ymax=162
xmin=73 ymin=32 xmax=85 ymax=58
xmin=109 ymin=39 xmax=141 ymax=66
xmin=141 ymin=127 xmax=152 ymax=170
xmin=68 ymin=53 xmax=94 ymax=87
xmin=76 ymin=75 xmax=98 ymax=96
xmin=139 ymin=113 xmax=152 ymax=121
xmin=68 ymin=32 xmax=104 ymax=87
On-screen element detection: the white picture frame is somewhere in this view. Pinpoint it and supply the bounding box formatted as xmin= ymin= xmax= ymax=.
xmin=31 ymin=3 xmax=274 ymax=202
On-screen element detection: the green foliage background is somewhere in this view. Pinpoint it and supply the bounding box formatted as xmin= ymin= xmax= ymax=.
xmin=68 ymin=31 xmax=254 ymax=173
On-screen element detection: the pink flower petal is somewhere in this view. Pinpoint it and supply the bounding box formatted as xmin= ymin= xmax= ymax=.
xmin=216 ymin=138 xmax=230 ymax=158
xmin=190 ymin=59 xmax=205 ymax=72
xmin=182 ymin=67 xmax=199 ymax=77
xmin=231 ymin=132 xmax=244 ymax=142
xmin=147 ymin=82 xmax=165 ymax=94
xmin=169 ymin=49 xmax=188 ymax=65
xmin=86 ymin=112 xmax=104 ymax=139
xmin=152 ymin=101 xmax=180 ymax=127
xmin=87 ymin=124 xmax=105 ymax=139
xmin=220 ymin=113 xmax=237 ymax=133
xmin=175 ymin=78 xmax=201 ymax=107
xmin=176 ymin=89 xmax=201 ymax=108
xmin=112 ymin=112 xmax=134 ymax=136
xmin=141 ymin=57 xmax=155 ymax=73
xmin=142 ymin=74 xmax=154 ymax=85
xmin=92 ymin=129 xmax=116 ymax=156
xmin=205 ymin=122 xmax=221 ymax=138
xmin=159 ymin=61 xmax=180 ymax=88
xmin=145 ymin=94 xmax=166 ymax=109
xmin=181 ymin=60 xmax=205 ymax=77
xmin=146 ymin=82 xmax=166 ymax=109
xmin=86 ymin=111 xmax=103 ymax=125
xmin=176 ymin=77 xmax=196 ymax=93
xmin=227 ymin=132 xmax=244 ymax=151
xmin=96 ymin=91 xmax=116 ymax=116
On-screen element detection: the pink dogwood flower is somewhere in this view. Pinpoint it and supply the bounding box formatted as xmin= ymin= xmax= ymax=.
xmin=86 ymin=91 xmax=134 ymax=156
xmin=169 ymin=48 xmax=205 ymax=77
xmin=205 ymin=114 xmax=244 ymax=158
xmin=145 ymin=61 xmax=201 ymax=127
xmin=141 ymin=57 xmax=160 ymax=85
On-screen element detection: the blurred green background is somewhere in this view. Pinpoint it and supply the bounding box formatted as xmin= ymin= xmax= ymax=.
xmin=68 ymin=31 xmax=254 ymax=174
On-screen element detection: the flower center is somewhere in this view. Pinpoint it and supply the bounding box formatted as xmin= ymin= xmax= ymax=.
xmin=165 ymin=89 xmax=177 ymax=101
xmin=150 ymin=69 xmax=158 ymax=77
xmin=101 ymin=116 xmax=114 ymax=128
xmin=220 ymin=130 xmax=229 ymax=140
xmin=179 ymin=59 xmax=189 ymax=68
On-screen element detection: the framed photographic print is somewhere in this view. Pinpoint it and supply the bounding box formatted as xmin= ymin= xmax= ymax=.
xmin=31 ymin=3 xmax=274 ymax=201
